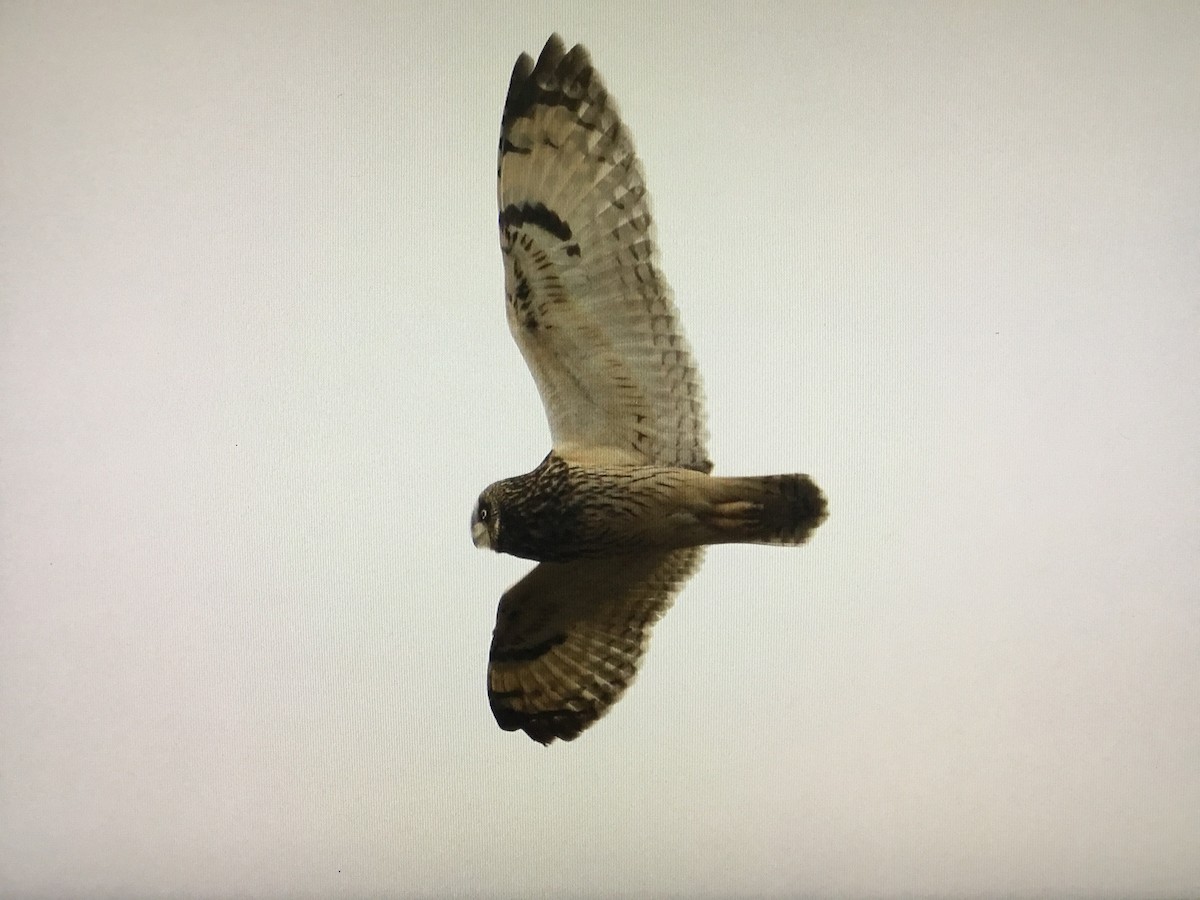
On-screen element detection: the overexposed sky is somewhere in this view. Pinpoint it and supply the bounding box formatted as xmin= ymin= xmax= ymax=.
xmin=3 ymin=2 xmax=1199 ymax=897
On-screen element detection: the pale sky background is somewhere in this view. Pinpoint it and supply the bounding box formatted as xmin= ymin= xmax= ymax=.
xmin=2 ymin=2 xmax=1199 ymax=898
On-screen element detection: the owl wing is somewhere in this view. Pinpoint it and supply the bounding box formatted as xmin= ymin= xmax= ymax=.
xmin=488 ymin=547 xmax=704 ymax=744
xmin=498 ymin=35 xmax=711 ymax=472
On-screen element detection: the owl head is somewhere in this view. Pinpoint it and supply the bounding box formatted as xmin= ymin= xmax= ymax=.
xmin=471 ymin=485 xmax=504 ymax=551
xmin=471 ymin=459 xmax=585 ymax=562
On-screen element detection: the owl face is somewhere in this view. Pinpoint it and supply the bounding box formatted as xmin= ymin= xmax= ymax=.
xmin=471 ymin=460 xmax=585 ymax=562
xmin=471 ymin=487 xmax=502 ymax=551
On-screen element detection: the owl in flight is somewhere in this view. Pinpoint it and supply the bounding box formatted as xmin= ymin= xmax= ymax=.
xmin=473 ymin=34 xmax=827 ymax=744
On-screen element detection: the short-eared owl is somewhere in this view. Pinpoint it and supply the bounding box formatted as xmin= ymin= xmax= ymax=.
xmin=473 ymin=35 xmax=827 ymax=744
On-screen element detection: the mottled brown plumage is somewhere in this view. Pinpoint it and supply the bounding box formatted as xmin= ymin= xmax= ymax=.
xmin=474 ymin=451 xmax=825 ymax=563
xmin=474 ymin=34 xmax=827 ymax=745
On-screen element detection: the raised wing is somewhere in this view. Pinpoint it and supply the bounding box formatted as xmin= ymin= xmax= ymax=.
xmin=488 ymin=548 xmax=704 ymax=744
xmin=498 ymin=34 xmax=711 ymax=472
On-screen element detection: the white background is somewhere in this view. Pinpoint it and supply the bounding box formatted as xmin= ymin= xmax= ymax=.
xmin=3 ymin=3 xmax=1198 ymax=897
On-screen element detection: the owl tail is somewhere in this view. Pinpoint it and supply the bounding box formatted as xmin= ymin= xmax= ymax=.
xmin=707 ymin=473 xmax=828 ymax=546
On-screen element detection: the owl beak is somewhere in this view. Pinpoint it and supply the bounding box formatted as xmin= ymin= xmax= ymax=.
xmin=472 ymin=518 xmax=492 ymax=550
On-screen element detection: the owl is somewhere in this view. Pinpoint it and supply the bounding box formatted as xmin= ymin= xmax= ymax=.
xmin=473 ymin=34 xmax=827 ymax=744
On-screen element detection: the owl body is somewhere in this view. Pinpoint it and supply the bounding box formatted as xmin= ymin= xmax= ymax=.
xmin=473 ymin=452 xmax=688 ymax=562
xmin=473 ymin=452 xmax=826 ymax=563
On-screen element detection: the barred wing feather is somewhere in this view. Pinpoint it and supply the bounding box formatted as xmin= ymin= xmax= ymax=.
xmin=497 ymin=34 xmax=711 ymax=472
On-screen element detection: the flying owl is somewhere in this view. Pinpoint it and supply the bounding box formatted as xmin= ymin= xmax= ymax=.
xmin=473 ymin=34 xmax=827 ymax=744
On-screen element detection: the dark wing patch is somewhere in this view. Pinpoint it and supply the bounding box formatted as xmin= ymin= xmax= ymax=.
xmin=499 ymin=202 xmax=573 ymax=242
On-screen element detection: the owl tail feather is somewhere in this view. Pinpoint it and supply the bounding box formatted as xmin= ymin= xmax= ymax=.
xmin=706 ymin=473 xmax=828 ymax=546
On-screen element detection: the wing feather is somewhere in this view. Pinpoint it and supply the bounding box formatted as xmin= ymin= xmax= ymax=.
xmin=498 ymin=35 xmax=711 ymax=472
xmin=488 ymin=548 xmax=704 ymax=744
